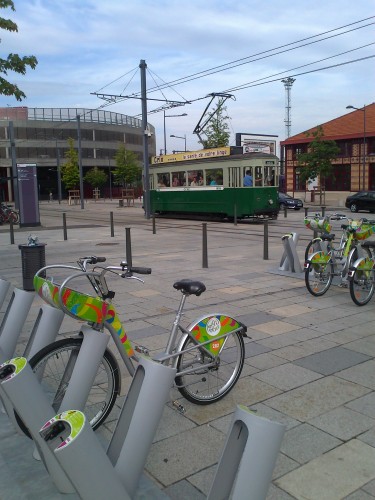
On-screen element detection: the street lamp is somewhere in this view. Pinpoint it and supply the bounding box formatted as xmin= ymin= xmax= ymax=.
xmin=346 ymin=104 xmax=366 ymax=190
xmin=170 ymin=134 xmax=187 ymax=152
xmin=163 ymin=111 xmax=187 ymax=154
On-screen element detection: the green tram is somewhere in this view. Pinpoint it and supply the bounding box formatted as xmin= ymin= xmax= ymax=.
xmin=149 ymin=147 xmax=280 ymax=219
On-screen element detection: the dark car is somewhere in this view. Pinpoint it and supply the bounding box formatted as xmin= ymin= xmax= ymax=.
xmin=278 ymin=192 xmax=303 ymax=210
xmin=345 ymin=191 xmax=375 ymax=213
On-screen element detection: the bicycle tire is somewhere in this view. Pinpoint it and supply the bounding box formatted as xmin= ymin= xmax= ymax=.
xmin=175 ymin=331 xmax=245 ymax=405
xmin=349 ymin=267 xmax=375 ymax=306
xmin=15 ymin=337 xmax=120 ymax=438
xmin=305 ymin=261 xmax=333 ymax=296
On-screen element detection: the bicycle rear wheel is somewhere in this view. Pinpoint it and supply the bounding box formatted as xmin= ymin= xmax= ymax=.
xmin=175 ymin=331 xmax=245 ymax=405
xmin=349 ymin=267 xmax=375 ymax=306
xmin=16 ymin=337 xmax=120 ymax=437
xmin=305 ymin=261 xmax=333 ymax=296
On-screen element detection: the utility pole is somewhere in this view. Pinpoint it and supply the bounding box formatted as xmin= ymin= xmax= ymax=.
xmin=76 ymin=115 xmax=84 ymax=209
xmin=140 ymin=59 xmax=150 ymax=219
xmin=281 ymin=78 xmax=295 ymax=138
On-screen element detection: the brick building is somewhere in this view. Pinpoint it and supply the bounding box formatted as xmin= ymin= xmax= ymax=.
xmin=280 ymin=103 xmax=375 ymax=205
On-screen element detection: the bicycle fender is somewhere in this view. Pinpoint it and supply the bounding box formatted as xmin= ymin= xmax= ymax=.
xmin=308 ymin=251 xmax=331 ymax=265
xmin=185 ymin=314 xmax=245 ymax=356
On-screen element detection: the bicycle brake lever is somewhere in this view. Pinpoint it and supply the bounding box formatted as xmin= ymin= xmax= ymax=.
xmin=121 ymin=273 xmax=145 ymax=284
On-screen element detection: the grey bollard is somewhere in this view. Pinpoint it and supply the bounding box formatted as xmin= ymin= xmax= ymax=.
xmin=41 ymin=410 xmax=130 ymax=500
xmin=0 ymin=357 xmax=74 ymax=493
xmin=208 ymin=405 xmax=285 ymax=500
xmin=0 ymin=288 xmax=35 ymax=363
xmin=107 ymin=355 xmax=176 ymax=498
xmin=23 ymin=304 xmax=65 ymax=359
xmin=0 ymin=278 xmax=10 ymax=310
xmin=279 ymin=232 xmax=302 ymax=273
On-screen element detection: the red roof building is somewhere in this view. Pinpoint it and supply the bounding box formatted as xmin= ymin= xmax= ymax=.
xmin=280 ymin=103 xmax=375 ymax=203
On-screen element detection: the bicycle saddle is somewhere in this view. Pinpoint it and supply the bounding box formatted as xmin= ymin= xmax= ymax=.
xmin=173 ymin=279 xmax=206 ymax=296
xmin=321 ymin=233 xmax=335 ymax=241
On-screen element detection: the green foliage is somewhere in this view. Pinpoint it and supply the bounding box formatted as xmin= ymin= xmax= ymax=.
xmin=0 ymin=0 xmax=38 ymax=101
xmin=297 ymin=126 xmax=340 ymax=194
xmin=113 ymin=145 xmax=141 ymax=186
xmin=61 ymin=137 xmax=80 ymax=190
xmin=84 ymin=166 xmax=108 ymax=189
xmin=201 ymin=98 xmax=231 ymax=149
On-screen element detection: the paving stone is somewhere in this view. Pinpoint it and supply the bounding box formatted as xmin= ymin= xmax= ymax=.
xmin=247 ymin=352 xmax=288 ymax=370
xmin=357 ymin=427 xmax=375 ymax=447
xmin=293 ymin=347 xmax=371 ymax=375
xmin=253 ymin=363 xmax=323 ymax=391
xmin=345 ymin=335 xmax=375 ymax=357
xmin=275 ymin=440 xmax=375 ymax=500
xmin=252 ymin=320 xmax=301 ymax=336
xmin=266 ymin=483 xmax=296 ymax=499
xmin=163 ymin=480 xmax=205 ymax=500
xmin=187 ymin=464 xmax=216 ymax=497
xmin=362 ymin=478 xmax=375 ymax=496
xmin=308 ymin=407 xmax=375 ymax=441
xmin=280 ymin=423 xmax=342 ymax=464
xmin=265 ymin=376 xmax=371 ymax=421
xmin=338 ymin=360 xmax=375 ymax=390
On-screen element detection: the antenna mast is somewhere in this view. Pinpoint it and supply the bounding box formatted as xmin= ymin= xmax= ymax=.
xmin=281 ymin=77 xmax=295 ymax=138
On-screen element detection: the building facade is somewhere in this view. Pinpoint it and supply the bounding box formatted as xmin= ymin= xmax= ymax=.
xmin=280 ymin=103 xmax=375 ymax=205
xmin=0 ymin=107 xmax=156 ymax=201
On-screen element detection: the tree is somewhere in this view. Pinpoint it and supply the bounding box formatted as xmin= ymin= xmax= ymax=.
xmin=113 ymin=145 xmax=141 ymax=187
xmin=297 ymin=126 xmax=340 ymax=205
xmin=200 ymin=98 xmax=231 ymax=149
xmin=61 ymin=137 xmax=80 ymax=190
xmin=0 ymin=0 xmax=38 ymax=101
xmin=84 ymin=167 xmax=108 ymax=189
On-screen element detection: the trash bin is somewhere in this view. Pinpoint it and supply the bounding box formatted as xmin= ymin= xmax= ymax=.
xmin=18 ymin=243 xmax=46 ymax=291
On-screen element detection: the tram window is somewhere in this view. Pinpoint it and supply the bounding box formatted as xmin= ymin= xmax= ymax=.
xmin=187 ymin=170 xmax=204 ymax=186
xmin=157 ymin=172 xmax=170 ymax=187
xmin=243 ymin=167 xmax=254 ymax=187
xmin=172 ymin=171 xmax=185 ymax=186
xmin=254 ymin=166 xmax=263 ymax=186
xmin=206 ymin=168 xmax=223 ymax=186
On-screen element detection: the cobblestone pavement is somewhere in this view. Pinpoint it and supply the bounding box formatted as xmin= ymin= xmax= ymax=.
xmin=0 ymin=200 xmax=374 ymax=499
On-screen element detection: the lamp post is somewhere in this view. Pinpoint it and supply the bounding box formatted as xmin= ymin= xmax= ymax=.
xmin=163 ymin=112 xmax=187 ymax=154
xmin=346 ymin=104 xmax=366 ymax=190
xmin=170 ymin=134 xmax=187 ymax=152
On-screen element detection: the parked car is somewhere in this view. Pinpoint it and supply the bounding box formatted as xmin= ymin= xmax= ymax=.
xmin=345 ymin=191 xmax=375 ymax=213
xmin=278 ymin=192 xmax=303 ymax=210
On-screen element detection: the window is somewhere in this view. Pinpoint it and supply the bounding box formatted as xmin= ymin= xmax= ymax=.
xmin=171 ymin=171 xmax=185 ymax=186
xmin=206 ymin=168 xmax=223 ymax=185
xmin=187 ymin=170 xmax=203 ymax=186
xmin=324 ymin=165 xmax=350 ymax=191
xmin=157 ymin=172 xmax=170 ymax=187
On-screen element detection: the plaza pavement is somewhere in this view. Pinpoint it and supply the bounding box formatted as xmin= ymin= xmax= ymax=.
xmin=0 ymin=200 xmax=374 ymax=499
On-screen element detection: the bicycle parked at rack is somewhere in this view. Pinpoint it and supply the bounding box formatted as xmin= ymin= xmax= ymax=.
xmin=304 ymin=218 xmax=375 ymax=296
xmin=303 ymin=212 xmax=347 ymax=261
xmin=348 ymin=241 xmax=375 ymax=306
xmin=17 ymin=256 xmax=247 ymax=436
xmin=0 ymin=203 xmax=19 ymax=224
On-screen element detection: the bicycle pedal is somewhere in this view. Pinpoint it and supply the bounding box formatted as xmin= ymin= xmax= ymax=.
xmin=135 ymin=345 xmax=150 ymax=356
xmin=172 ymin=400 xmax=186 ymax=414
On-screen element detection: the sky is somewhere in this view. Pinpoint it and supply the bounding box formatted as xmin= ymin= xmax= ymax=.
xmin=1 ymin=0 xmax=374 ymax=156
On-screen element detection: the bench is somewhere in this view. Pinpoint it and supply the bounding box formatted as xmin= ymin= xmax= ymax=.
xmin=68 ymin=190 xmax=80 ymax=205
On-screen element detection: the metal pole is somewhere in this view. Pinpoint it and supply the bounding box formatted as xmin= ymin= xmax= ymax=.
xmin=163 ymin=110 xmax=166 ymax=155
xmin=234 ymin=203 xmax=237 ymax=226
xmin=202 ymin=223 xmax=208 ymax=268
xmin=140 ymin=59 xmax=150 ymax=219
xmin=9 ymin=219 xmax=14 ymax=244
xmin=304 ymin=207 xmax=309 ymax=217
xmin=56 ymin=146 xmax=62 ymax=204
xmin=152 ymin=214 xmax=156 ymax=234
xmin=110 ymin=211 xmax=114 ymax=237
xmin=263 ymin=220 xmax=269 ymax=260
xmin=76 ymin=115 xmax=84 ymax=209
xmin=63 ymin=212 xmax=67 ymax=240
xmin=362 ymin=105 xmax=366 ymax=190
xmin=109 ymin=158 xmax=112 ymax=200
xmin=125 ymin=227 xmax=132 ymax=268
xmin=8 ymin=121 xmax=19 ymax=209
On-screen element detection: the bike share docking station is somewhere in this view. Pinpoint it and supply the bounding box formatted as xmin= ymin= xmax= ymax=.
xmin=279 ymin=232 xmax=303 ymax=273
xmin=0 ymin=277 xmax=10 ymax=310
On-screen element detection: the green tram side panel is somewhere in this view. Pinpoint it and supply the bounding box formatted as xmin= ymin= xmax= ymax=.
xmin=150 ymin=187 xmax=278 ymax=218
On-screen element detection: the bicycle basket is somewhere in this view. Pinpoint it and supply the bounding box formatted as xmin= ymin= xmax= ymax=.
xmin=304 ymin=217 xmax=331 ymax=233
xmin=351 ymin=222 xmax=375 ymax=240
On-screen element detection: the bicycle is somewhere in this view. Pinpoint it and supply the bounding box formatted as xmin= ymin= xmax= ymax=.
xmin=304 ymin=218 xmax=375 ymax=296
xmin=0 ymin=203 xmax=19 ymax=224
xmin=348 ymin=241 xmax=375 ymax=306
xmin=17 ymin=256 xmax=247 ymax=437
xmin=303 ymin=212 xmax=347 ymax=261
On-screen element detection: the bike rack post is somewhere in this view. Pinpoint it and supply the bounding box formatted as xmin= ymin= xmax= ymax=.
xmin=56 ymin=324 xmax=110 ymax=413
xmin=202 ymin=222 xmax=208 ymax=268
xmin=0 ymin=278 xmax=10 ymax=310
xmin=279 ymin=232 xmax=302 ymax=273
xmin=62 ymin=212 xmax=67 ymax=241
xmin=0 ymin=357 xmax=75 ymax=493
xmin=40 ymin=410 xmax=130 ymax=500
xmin=107 ymin=354 xmax=176 ymax=498
xmin=152 ymin=214 xmax=156 ymax=234
xmin=263 ymin=219 xmax=269 ymax=260
xmin=208 ymin=405 xmax=285 ymax=500
xmin=0 ymin=287 xmax=35 ymax=363
xmin=23 ymin=304 xmax=64 ymax=359
xmin=110 ymin=211 xmax=114 ymax=237
xmin=125 ymin=227 xmax=133 ymax=268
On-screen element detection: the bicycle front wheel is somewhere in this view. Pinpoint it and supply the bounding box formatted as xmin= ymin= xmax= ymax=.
xmin=305 ymin=239 xmax=323 ymax=262
xmin=305 ymin=261 xmax=333 ymax=296
xmin=349 ymin=267 xmax=375 ymax=306
xmin=175 ymin=331 xmax=245 ymax=405
xmin=16 ymin=337 xmax=120 ymax=437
